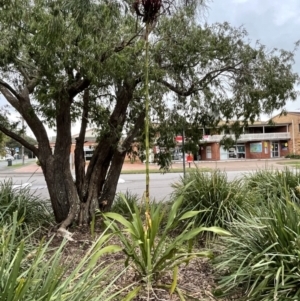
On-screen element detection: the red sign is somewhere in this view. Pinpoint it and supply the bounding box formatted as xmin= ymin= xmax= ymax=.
xmin=175 ymin=136 xmax=183 ymax=142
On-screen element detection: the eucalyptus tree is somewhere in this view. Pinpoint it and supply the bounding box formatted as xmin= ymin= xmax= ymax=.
xmin=149 ymin=17 xmax=299 ymax=156
xmin=0 ymin=0 xmax=139 ymax=229
xmin=0 ymin=133 xmax=8 ymax=156
xmin=0 ymin=0 xmax=298 ymax=232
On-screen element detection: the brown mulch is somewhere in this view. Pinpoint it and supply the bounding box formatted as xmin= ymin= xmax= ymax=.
xmin=46 ymin=226 xmax=233 ymax=301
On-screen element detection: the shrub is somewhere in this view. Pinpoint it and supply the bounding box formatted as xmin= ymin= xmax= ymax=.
xmin=0 ymin=180 xmax=52 ymax=227
xmin=112 ymin=190 xmax=171 ymax=224
xmin=0 ymin=212 xmax=136 ymax=301
xmin=103 ymin=193 xmax=230 ymax=297
xmin=214 ymin=189 xmax=300 ymax=301
xmin=171 ymin=169 xmax=247 ymax=229
xmin=112 ymin=190 xmax=140 ymax=218
xmin=245 ymin=168 xmax=300 ymax=201
xmin=285 ymin=153 xmax=300 ymax=159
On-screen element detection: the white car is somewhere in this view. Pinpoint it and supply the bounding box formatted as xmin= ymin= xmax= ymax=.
xmin=5 ymin=155 xmax=14 ymax=161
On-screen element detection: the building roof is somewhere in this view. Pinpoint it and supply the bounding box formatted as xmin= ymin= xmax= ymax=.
xmin=269 ymin=111 xmax=300 ymax=120
xmin=71 ymin=128 xmax=98 ymax=138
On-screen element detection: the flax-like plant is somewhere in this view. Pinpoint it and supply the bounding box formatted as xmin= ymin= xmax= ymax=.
xmin=171 ymin=169 xmax=247 ymax=229
xmin=103 ymin=193 xmax=231 ymax=294
xmin=245 ymin=167 xmax=300 ymax=201
xmin=214 ymin=188 xmax=300 ymax=301
xmin=0 ymin=179 xmax=52 ymax=227
xmin=0 ymin=212 xmax=137 ymax=301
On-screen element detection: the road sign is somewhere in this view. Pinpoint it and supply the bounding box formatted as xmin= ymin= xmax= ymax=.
xmin=15 ymin=147 xmax=19 ymax=153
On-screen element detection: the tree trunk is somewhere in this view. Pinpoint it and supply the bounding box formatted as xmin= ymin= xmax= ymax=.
xmin=74 ymin=89 xmax=90 ymax=201
xmin=77 ymin=80 xmax=139 ymax=224
xmin=98 ymin=112 xmax=145 ymax=211
xmin=40 ymin=96 xmax=80 ymax=228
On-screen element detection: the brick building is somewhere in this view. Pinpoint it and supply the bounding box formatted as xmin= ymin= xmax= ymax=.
xmin=49 ymin=112 xmax=300 ymax=163
xmin=49 ymin=129 xmax=97 ymax=168
xmin=196 ymin=111 xmax=300 ymax=160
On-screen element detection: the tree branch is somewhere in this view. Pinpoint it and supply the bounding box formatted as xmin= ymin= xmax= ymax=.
xmin=0 ymin=85 xmax=52 ymax=157
xmin=0 ymin=124 xmax=39 ymax=156
xmin=121 ymin=112 xmax=145 ymax=151
xmin=158 ymin=62 xmax=243 ymax=96
xmin=68 ymin=32 xmax=142 ymax=100
xmin=68 ymin=78 xmax=91 ymax=99
xmin=0 ymin=80 xmax=23 ymax=103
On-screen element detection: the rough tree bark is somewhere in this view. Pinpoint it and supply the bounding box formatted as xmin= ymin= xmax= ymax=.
xmin=98 ymin=111 xmax=145 ymax=211
xmin=75 ymin=79 xmax=141 ymax=225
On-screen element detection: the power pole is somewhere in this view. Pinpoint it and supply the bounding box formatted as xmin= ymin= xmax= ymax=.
xmin=22 ymin=117 xmax=25 ymax=165
xmin=182 ymin=128 xmax=186 ymax=178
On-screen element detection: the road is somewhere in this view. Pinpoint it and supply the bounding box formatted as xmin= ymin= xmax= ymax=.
xmin=0 ymin=170 xmax=251 ymax=201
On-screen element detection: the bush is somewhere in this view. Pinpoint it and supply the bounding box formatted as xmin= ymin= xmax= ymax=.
xmin=112 ymin=190 xmax=171 ymax=224
xmin=245 ymin=168 xmax=300 ymax=201
xmin=0 ymin=180 xmax=52 ymax=227
xmin=112 ymin=190 xmax=140 ymax=218
xmin=214 ymin=190 xmax=300 ymax=301
xmin=285 ymin=153 xmax=300 ymax=159
xmin=0 ymin=211 xmax=137 ymax=301
xmin=171 ymin=169 xmax=247 ymax=229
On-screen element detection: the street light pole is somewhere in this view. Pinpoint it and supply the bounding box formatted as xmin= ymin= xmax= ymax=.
xmin=182 ymin=127 xmax=186 ymax=178
xmin=22 ymin=117 xmax=25 ymax=165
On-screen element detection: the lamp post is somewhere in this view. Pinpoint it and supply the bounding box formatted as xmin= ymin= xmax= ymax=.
xmin=182 ymin=127 xmax=186 ymax=178
xmin=21 ymin=117 xmax=25 ymax=165
xmin=176 ymin=105 xmax=187 ymax=179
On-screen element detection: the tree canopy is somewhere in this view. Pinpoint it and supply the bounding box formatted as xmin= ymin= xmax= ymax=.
xmin=0 ymin=0 xmax=298 ymax=230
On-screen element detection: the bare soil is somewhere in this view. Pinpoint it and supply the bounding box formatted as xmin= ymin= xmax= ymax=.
xmin=48 ymin=226 xmax=236 ymax=301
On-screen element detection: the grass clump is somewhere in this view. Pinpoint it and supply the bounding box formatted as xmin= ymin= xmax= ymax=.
xmin=112 ymin=190 xmax=140 ymax=218
xmin=1 ymin=211 xmax=136 ymax=301
xmin=245 ymin=167 xmax=300 ymax=200
xmin=285 ymin=153 xmax=300 ymax=159
xmin=214 ymin=189 xmax=300 ymax=301
xmin=0 ymin=180 xmax=52 ymax=228
xmin=103 ymin=193 xmax=231 ymax=297
xmin=171 ymin=169 xmax=247 ymax=229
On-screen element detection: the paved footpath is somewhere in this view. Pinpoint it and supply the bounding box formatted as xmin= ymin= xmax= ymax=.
xmin=4 ymin=158 xmax=289 ymax=174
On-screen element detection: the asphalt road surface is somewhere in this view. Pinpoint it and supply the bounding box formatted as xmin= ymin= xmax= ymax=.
xmin=0 ymin=170 xmax=251 ymax=201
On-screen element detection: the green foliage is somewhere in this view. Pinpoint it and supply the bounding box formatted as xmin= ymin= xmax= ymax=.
xmin=0 ymin=211 xmax=136 ymax=301
xmin=214 ymin=190 xmax=300 ymax=301
xmin=245 ymin=168 xmax=300 ymax=200
xmin=112 ymin=191 xmax=140 ymax=218
xmin=0 ymin=132 xmax=8 ymax=156
xmin=103 ymin=193 xmax=231 ymax=291
xmin=5 ymin=135 xmax=37 ymax=157
xmin=171 ymin=169 xmax=246 ymax=229
xmin=0 ymin=180 xmax=52 ymax=227
xmin=0 ymin=0 xmax=299 ymax=226
xmin=285 ymin=153 xmax=300 ymax=159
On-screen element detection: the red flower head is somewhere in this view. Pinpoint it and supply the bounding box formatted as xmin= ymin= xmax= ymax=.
xmin=133 ymin=0 xmax=162 ymax=23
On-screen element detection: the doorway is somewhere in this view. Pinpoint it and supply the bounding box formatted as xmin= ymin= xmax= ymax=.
xmin=271 ymin=142 xmax=279 ymax=158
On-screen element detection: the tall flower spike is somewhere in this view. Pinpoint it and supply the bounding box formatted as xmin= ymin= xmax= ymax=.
xmin=133 ymin=0 xmax=162 ymax=23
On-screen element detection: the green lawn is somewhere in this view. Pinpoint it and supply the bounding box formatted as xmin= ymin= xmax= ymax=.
xmin=277 ymin=160 xmax=300 ymax=167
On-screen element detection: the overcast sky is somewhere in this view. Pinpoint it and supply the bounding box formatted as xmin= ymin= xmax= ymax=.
xmin=206 ymin=0 xmax=300 ymax=115
xmin=2 ymin=0 xmax=300 ymax=136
